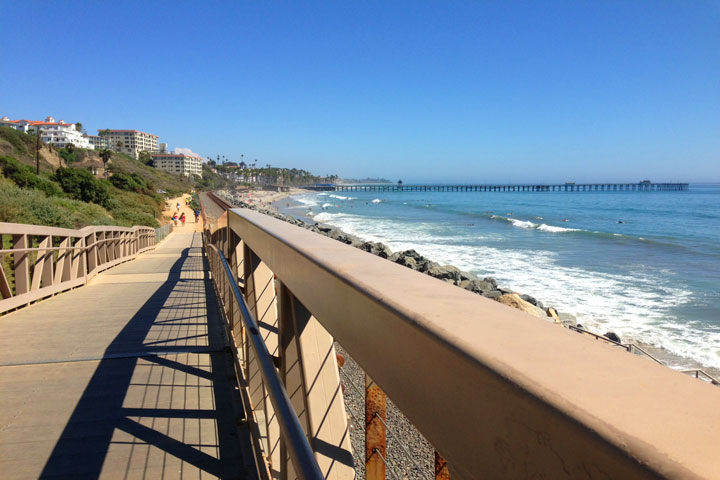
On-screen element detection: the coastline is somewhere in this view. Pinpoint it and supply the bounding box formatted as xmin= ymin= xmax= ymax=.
xmin=215 ymin=189 xmax=720 ymax=380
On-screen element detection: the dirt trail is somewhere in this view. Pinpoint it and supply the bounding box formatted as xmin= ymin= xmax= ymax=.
xmin=162 ymin=194 xmax=203 ymax=232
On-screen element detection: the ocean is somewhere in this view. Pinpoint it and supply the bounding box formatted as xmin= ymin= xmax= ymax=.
xmin=288 ymin=184 xmax=720 ymax=371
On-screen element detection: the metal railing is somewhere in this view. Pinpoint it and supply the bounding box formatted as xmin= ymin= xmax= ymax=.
xmin=1 ymin=222 xmax=156 ymax=315
xmin=154 ymin=222 xmax=173 ymax=243
xmin=206 ymin=243 xmax=324 ymax=480
xmin=204 ymin=207 xmax=720 ymax=480
xmin=568 ymin=325 xmax=720 ymax=385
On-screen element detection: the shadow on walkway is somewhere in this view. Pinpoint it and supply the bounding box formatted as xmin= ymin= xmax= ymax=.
xmin=40 ymin=235 xmax=255 ymax=479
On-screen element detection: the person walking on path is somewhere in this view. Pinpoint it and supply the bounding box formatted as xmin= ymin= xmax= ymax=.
xmin=176 ymin=202 xmax=180 ymax=211
xmin=194 ymin=208 xmax=200 ymax=223
xmin=180 ymin=212 xmax=186 ymax=226
xmin=172 ymin=213 xmax=178 ymax=226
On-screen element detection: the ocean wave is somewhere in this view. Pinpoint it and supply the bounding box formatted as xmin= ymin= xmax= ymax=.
xmin=312 ymin=212 xmax=335 ymax=222
xmin=321 ymin=203 xmax=335 ymax=209
xmin=309 ymin=210 xmax=719 ymax=370
xmin=329 ymin=194 xmax=348 ymax=200
xmin=372 ymin=198 xmax=382 ymax=204
xmin=294 ymin=194 xmax=319 ymax=207
xmin=498 ymin=216 xmax=582 ymax=233
xmin=537 ymin=224 xmax=581 ymax=233
xmin=509 ymin=219 xmax=536 ymax=229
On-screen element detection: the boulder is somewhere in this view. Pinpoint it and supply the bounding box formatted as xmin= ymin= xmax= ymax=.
xmin=496 ymin=293 xmax=542 ymax=318
xmin=604 ymin=332 xmax=622 ymax=343
xmin=396 ymin=255 xmax=418 ymax=270
xmin=483 ymin=277 xmax=498 ymax=289
xmin=457 ymin=279 xmax=473 ymax=290
xmin=418 ymin=259 xmax=439 ymax=273
xmin=546 ymin=307 xmax=561 ymax=324
xmin=427 ymin=264 xmax=461 ymax=282
xmin=359 ymin=241 xmax=393 ymax=259
xmin=459 ymin=270 xmax=479 ymax=282
xmin=374 ymin=243 xmax=393 ymax=258
xmin=481 ymin=290 xmax=503 ymax=300
xmin=468 ymin=279 xmax=495 ymax=294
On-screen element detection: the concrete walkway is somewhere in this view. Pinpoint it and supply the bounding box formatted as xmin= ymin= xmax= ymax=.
xmin=0 ymin=232 xmax=256 ymax=479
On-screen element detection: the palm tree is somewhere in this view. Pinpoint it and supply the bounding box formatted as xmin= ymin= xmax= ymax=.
xmin=99 ymin=149 xmax=112 ymax=172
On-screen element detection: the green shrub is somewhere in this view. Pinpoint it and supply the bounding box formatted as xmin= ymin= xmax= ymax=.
xmin=58 ymin=148 xmax=78 ymax=165
xmin=0 ymin=155 xmax=64 ymax=197
xmin=109 ymin=171 xmax=154 ymax=194
xmin=0 ymin=177 xmax=114 ymax=228
xmin=53 ymin=167 xmax=110 ymax=207
xmin=0 ymin=127 xmax=32 ymax=156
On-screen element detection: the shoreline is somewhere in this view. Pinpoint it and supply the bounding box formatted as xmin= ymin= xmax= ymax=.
xmin=215 ymin=189 xmax=720 ymax=380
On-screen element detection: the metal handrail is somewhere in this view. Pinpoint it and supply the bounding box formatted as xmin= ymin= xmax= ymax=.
xmin=568 ymin=325 xmax=672 ymax=367
xmin=682 ymin=369 xmax=720 ymax=385
xmin=207 ymin=244 xmax=324 ymax=480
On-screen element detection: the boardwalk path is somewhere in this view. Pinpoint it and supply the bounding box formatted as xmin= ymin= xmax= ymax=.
xmin=0 ymin=232 xmax=255 ymax=479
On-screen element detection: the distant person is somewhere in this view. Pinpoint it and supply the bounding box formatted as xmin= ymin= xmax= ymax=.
xmin=176 ymin=202 xmax=180 ymax=211
xmin=172 ymin=213 xmax=178 ymax=226
xmin=194 ymin=208 xmax=200 ymax=223
xmin=180 ymin=212 xmax=186 ymax=226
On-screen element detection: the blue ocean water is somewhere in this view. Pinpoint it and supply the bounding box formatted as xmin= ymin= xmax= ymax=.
xmin=292 ymin=184 xmax=720 ymax=370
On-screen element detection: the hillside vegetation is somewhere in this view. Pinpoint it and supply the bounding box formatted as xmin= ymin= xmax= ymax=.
xmin=0 ymin=128 xmax=206 ymax=228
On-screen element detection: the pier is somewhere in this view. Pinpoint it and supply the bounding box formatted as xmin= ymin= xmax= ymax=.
xmin=307 ymin=182 xmax=689 ymax=192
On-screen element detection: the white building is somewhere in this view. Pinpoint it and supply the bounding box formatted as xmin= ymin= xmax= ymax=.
xmin=0 ymin=116 xmax=30 ymax=131
xmin=152 ymin=153 xmax=203 ymax=178
xmin=99 ymin=129 xmax=159 ymax=159
xmin=1 ymin=116 xmax=94 ymax=149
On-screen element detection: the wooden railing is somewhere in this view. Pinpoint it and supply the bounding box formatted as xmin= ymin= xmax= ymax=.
xmin=206 ymin=207 xmax=720 ymax=480
xmin=1 ymin=222 xmax=158 ymax=315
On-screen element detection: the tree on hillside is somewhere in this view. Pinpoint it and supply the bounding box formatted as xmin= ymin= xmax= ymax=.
xmin=138 ymin=151 xmax=154 ymax=166
xmin=99 ymin=149 xmax=112 ymax=173
xmin=75 ymin=122 xmax=83 ymax=133
xmin=53 ymin=167 xmax=110 ymax=207
xmin=115 ymin=141 xmax=123 ymax=152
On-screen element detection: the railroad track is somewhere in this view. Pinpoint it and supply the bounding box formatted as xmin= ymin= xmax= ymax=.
xmin=206 ymin=190 xmax=234 ymax=209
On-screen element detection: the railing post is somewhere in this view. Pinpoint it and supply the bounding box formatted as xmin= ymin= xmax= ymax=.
xmin=12 ymin=234 xmax=30 ymax=295
xmin=97 ymin=231 xmax=106 ymax=266
xmin=74 ymin=236 xmax=85 ymax=280
xmin=277 ymin=281 xmax=354 ymax=479
xmin=86 ymin=231 xmax=97 ymax=275
xmin=54 ymin=237 xmax=71 ymax=284
xmin=243 ymin=244 xmax=282 ymax=473
xmin=366 ymin=375 xmax=386 ymax=480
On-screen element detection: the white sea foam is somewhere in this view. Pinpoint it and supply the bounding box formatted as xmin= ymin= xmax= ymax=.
xmin=321 ymin=203 xmax=334 ymax=209
xmin=294 ymin=194 xmax=319 ymax=207
xmin=312 ymin=212 xmax=334 ymax=222
xmin=537 ymin=224 xmax=580 ymax=233
xmin=509 ymin=219 xmax=536 ymax=229
xmin=312 ymin=210 xmax=719 ymax=370
xmin=329 ymin=194 xmax=348 ymax=200
xmin=371 ymin=198 xmax=382 ymax=204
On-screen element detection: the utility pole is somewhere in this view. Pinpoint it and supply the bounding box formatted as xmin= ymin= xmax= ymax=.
xmin=35 ymin=126 xmax=41 ymax=175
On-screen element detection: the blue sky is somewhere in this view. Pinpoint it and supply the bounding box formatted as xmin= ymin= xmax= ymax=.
xmin=1 ymin=1 xmax=718 ymax=183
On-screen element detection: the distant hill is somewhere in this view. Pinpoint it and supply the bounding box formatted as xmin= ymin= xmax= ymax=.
xmin=340 ymin=177 xmax=393 ymax=184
